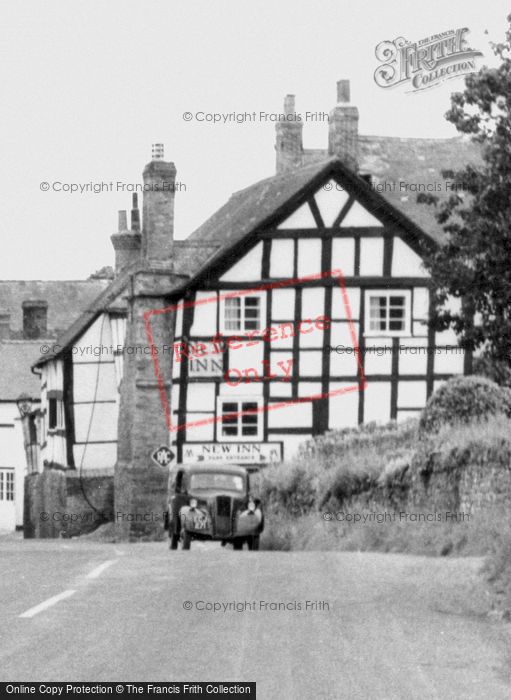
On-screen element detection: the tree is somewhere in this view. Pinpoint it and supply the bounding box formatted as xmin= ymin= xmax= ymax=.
xmin=419 ymin=15 xmax=511 ymax=375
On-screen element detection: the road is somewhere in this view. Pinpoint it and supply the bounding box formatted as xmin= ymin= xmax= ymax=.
xmin=0 ymin=537 xmax=510 ymax=699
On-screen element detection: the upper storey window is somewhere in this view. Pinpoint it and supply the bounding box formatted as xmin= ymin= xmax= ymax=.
xmin=366 ymin=291 xmax=411 ymax=336
xmin=222 ymin=295 xmax=262 ymax=333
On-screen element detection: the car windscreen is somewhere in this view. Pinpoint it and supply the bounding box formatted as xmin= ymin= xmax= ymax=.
xmin=189 ymin=472 xmax=245 ymax=492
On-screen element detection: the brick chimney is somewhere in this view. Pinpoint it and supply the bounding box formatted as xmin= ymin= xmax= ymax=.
xmin=22 ymin=300 xmax=48 ymax=339
xmin=111 ymin=194 xmax=142 ymax=275
xmin=275 ymin=95 xmax=303 ymax=174
xmin=0 ymin=310 xmax=10 ymax=340
xmin=114 ymin=144 xmax=182 ymax=540
xmin=142 ymin=144 xmax=176 ymax=268
xmin=328 ymin=80 xmax=359 ymax=171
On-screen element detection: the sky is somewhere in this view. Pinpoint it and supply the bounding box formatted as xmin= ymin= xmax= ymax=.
xmin=1 ymin=0 xmax=509 ymax=279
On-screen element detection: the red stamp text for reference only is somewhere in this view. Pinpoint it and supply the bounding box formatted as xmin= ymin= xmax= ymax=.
xmin=144 ymin=269 xmax=365 ymax=433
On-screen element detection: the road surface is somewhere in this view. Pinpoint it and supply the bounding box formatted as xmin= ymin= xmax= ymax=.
xmin=0 ymin=537 xmax=510 ymax=698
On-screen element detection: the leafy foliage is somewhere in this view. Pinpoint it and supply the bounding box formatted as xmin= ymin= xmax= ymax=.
xmin=259 ymin=420 xmax=418 ymax=514
xmin=419 ymin=16 xmax=511 ymax=365
xmin=419 ymin=375 xmax=511 ymax=433
xmin=473 ymin=353 xmax=511 ymax=388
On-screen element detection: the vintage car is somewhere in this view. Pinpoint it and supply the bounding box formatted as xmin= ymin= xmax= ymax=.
xmin=165 ymin=463 xmax=264 ymax=550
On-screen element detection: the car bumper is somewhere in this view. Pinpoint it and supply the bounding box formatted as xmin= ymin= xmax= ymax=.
xmin=180 ymin=506 xmax=263 ymax=539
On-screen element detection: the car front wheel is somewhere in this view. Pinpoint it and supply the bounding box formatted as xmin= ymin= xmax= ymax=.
xmin=232 ymin=538 xmax=244 ymax=550
xmin=247 ymin=535 xmax=260 ymax=551
xmin=182 ymin=530 xmax=192 ymax=550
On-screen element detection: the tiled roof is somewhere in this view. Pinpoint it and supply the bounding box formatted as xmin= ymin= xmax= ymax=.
xmin=302 ymin=135 xmax=483 ymax=244
xmin=31 ymin=266 xmax=138 ymax=367
xmin=187 ymin=159 xmax=336 ymax=248
xmin=0 ymin=341 xmax=46 ymax=399
xmin=0 ymin=280 xmax=110 ymax=338
xmin=33 ymin=135 xmax=483 ymax=365
xmin=360 ymin=135 xmax=482 ymax=243
xmin=31 ymin=239 xmax=222 ymax=366
xmin=173 ymin=240 xmax=223 ymax=275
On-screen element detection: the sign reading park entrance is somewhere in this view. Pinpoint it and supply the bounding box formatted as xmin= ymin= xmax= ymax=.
xmin=183 ymin=442 xmax=283 ymax=465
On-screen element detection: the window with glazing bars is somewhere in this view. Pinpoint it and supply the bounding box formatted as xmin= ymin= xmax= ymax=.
xmin=0 ymin=471 xmax=14 ymax=501
xmin=368 ymin=294 xmax=407 ymax=333
xmin=220 ymin=400 xmax=260 ymax=438
xmin=224 ymin=296 xmax=261 ymax=332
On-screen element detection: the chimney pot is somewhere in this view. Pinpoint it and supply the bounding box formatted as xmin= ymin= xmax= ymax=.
xmin=131 ymin=193 xmax=140 ymax=232
xmin=151 ymin=143 xmax=165 ymax=160
xmin=337 ymin=79 xmax=350 ymax=103
xmin=118 ymin=210 xmax=128 ymax=232
xmin=22 ymin=300 xmax=48 ymax=339
xmin=283 ymin=94 xmax=295 ymax=116
xmin=111 ymin=201 xmax=142 ymax=276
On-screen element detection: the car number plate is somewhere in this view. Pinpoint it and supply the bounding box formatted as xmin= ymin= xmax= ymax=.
xmin=193 ymin=516 xmax=207 ymax=530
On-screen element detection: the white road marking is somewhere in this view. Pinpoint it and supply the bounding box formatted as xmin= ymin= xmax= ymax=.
xmin=86 ymin=559 xmax=117 ymax=579
xmin=18 ymin=559 xmax=117 ymax=619
xmin=19 ymin=589 xmax=77 ymax=618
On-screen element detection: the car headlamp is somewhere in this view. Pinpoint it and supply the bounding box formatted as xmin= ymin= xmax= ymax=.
xmin=247 ymin=500 xmax=256 ymax=513
xmin=189 ymin=498 xmax=198 ymax=509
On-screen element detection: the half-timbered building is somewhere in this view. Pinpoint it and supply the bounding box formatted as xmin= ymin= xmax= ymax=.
xmin=0 ymin=278 xmax=109 ymax=531
xmin=31 ymin=80 xmax=482 ymax=533
xmin=163 ymin=80 xmax=480 ymax=466
xmin=167 ymin=163 xmax=470 ymax=466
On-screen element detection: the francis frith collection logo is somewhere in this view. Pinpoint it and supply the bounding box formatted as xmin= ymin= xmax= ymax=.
xmin=374 ymin=28 xmax=483 ymax=92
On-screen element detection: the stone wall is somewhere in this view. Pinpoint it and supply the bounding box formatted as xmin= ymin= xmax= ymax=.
xmin=407 ymin=442 xmax=511 ymax=514
xmin=339 ymin=439 xmax=511 ymax=516
xmin=24 ymin=466 xmax=113 ymax=538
